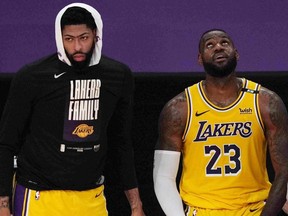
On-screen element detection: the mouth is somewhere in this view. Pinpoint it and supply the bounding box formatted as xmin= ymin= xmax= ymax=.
xmin=73 ymin=53 xmax=86 ymax=62
xmin=214 ymin=53 xmax=228 ymax=63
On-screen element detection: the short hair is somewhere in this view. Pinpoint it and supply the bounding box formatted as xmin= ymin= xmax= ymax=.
xmin=61 ymin=6 xmax=97 ymax=30
xmin=198 ymin=29 xmax=230 ymax=52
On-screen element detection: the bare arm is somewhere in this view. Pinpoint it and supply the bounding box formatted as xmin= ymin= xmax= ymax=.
xmin=153 ymin=92 xmax=187 ymax=216
xmin=259 ymin=87 xmax=288 ymax=215
xmin=0 ymin=196 xmax=10 ymax=216
xmin=124 ymin=188 xmax=145 ymax=216
xmin=155 ymin=91 xmax=187 ymax=151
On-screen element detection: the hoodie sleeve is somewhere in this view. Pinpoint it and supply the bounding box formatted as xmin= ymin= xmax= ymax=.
xmin=0 ymin=68 xmax=34 ymax=196
xmin=106 ymin=68 xmax=138 ymax=190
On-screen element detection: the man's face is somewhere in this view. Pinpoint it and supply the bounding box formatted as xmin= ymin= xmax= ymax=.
xmin=198 ymin=31 xmax=239 ymax=77
xmin=62 ymin=24 xmax=96 ymax=68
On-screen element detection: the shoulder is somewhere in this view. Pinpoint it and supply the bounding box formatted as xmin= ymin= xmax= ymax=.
xmin=258 ymin=86 xmax=285 ymax=110
xmin=162 ymin=91 xmax=187 ymax=112
xmin=159 ymin=91 xmax=187 ymax=129
xmin=156 ymin=91 xmax=187 ymax=151
xmin=13 ymin=54 xmax=58 ymax=81
xmin=16 ymin=54 xmax=58 ymax=75
xmin=99 ymin=55 xmax=132 ymax=73
xmin=258 ymin=86 xmax=288 ymax=128
xmin=97 ymin=55 xmax=133 ymax=84
xmin=97 ymin=56 xmax=134 ymax=95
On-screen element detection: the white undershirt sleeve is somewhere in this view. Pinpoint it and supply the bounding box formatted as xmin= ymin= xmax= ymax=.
xmin=153 ymin=150 xmax=185 ymax=216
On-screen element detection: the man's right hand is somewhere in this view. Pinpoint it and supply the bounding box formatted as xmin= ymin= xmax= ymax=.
xmin=0 ymin=208 xmax=11 ymax=216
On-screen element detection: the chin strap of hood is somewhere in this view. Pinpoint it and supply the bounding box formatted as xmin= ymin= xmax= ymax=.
xmin=55 ymin=3 xmax=103 ymax=66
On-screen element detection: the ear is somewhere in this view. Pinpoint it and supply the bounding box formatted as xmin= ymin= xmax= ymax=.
xmin=235 ymin=49 xmax=240 ymax=61
xmin=198 ymin=53 xmax=203 ymax=65
xmin=93 ymin=29 xmax=98 ymax=43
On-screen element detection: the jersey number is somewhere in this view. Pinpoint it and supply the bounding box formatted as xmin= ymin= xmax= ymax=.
xmin=204 ymin=144 xmax=241 ymax=176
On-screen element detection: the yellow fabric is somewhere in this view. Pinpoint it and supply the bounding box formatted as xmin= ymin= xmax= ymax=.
xmin=185 ymin=200 xmax=265 ymax=216
xmin=20 ymin=185 xmax=107 ymax=216
xmin=180 ymin=78 xmax=271 ymax=210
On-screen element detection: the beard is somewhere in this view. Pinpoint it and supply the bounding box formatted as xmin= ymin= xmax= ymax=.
xmin=66 ymin=44 xmax=94 ymax=70
xmin=203 ymin=54 xmax=237 ymax=78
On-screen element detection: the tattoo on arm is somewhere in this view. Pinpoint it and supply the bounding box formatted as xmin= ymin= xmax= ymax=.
xmin=156 ymin=92 xmax=187 ymax=151
xmin=261 ymin=88 xmax=288 ymax=172
xmin=260 ymin=87 xmax=288 ymax=216
xmin=0 ymin=196 xmax=9 ymax=209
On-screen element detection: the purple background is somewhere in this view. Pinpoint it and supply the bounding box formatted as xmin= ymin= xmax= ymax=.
xmin=1 ymin=0 xmax=288 ymax=73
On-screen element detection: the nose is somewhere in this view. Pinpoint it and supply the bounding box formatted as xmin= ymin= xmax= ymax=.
xmin=214 ymin=43 xmax=224 ymax=51
xmin=74 ymin=39 xmax=82 ymax=51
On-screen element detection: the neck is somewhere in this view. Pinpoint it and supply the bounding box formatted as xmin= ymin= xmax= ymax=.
xmin=202 ymin=74 xmax=242 ymax=107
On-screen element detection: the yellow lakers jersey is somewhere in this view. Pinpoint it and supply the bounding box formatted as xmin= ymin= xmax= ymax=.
xmin=180 ymin=78 xmax=271 ymax=209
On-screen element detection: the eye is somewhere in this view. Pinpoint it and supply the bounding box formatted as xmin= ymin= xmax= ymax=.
xmin=221 ymin=40 xmax=229 ymax=46
xmin=205 ymin=42 xmax=214 ymax=49
xmin=80 ymin=36 xmax=89 ymax=41
xmin=64 ymin=37 xmax=73 ymax=42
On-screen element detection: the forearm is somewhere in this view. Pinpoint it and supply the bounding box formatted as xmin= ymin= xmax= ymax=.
xmin=124 ymin=188 xmax=144 ymax=215
xmin=0 ymin=196 xmax=10 ymax=216
xmin=261 ymin=176 xmax=287 ymax=215
xmin=153 ymin=150 xmax=185 ymax=216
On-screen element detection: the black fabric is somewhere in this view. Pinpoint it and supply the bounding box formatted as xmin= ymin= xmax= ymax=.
xmin=278 ymin=209 xmax=288 ymax=216
xmin=0 ymin=54 xmax=138 ymax=193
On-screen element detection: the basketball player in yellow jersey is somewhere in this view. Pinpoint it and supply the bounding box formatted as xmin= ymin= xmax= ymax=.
xmin=153 ymin=29 xmax=288 ymax=216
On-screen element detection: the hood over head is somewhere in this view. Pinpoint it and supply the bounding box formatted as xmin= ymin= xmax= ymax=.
xmin=55 ymin=3 xmax=103 ymax=66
